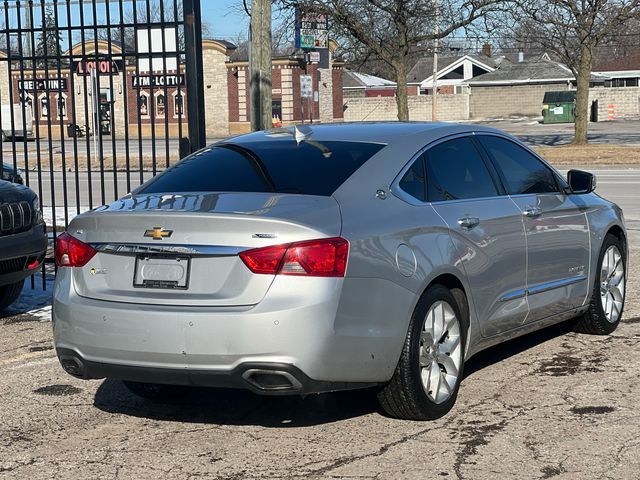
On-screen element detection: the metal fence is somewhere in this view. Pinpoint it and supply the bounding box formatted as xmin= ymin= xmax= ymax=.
xmin=0 ymin=0 xmax=204 ymax=288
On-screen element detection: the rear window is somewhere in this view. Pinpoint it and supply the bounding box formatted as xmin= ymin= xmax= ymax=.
xmin=136 ymin=139 xmax=385 ymax=196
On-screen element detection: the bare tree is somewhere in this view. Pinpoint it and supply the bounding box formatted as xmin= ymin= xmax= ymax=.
xmin=501 ymin=0 xmax=640 ymax=144
xmin=594 ymin=18 xmax=640 ymax=65
xmin=280 ymin=0 xmax=504 ymax=120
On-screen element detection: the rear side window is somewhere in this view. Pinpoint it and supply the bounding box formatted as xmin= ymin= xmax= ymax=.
xmin=479 ymin=136 xmax=559 ymax=194
xmin=137 ymin=140 xmax=385 ymax=196
xmin=425 ymin=137 xmax=498 ymax=202
xmin=398 ymin=156 xmax=426 ymax=201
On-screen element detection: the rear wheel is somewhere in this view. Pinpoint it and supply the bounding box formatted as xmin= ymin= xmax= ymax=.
xmin=574 ymin=234 xmax=626 ymax=335
xmin=0 ymin=280 xmax=24 ymax=312
xmin=123 ymin=381 xmax=191 ymax=402
xmin=378 ymin=285 xmax=467 ymax=420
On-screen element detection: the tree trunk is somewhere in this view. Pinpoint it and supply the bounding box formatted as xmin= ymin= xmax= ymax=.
xmin=393 ymin=60 xmax=409 ymax=121
xmin=572 ymin=45 xmax=593 ymax=145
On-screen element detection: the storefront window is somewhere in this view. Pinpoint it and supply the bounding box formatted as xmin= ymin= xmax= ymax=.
xmin=57 ymin=96 xmax=67 ymax=119
xmin=174 ymin=93 xmax=184 ymax=116
xmin=138 ymin=93 xmax=149 ymax=116
xmin=156 ymin=94 xmax=166 ymax=116
xmin=40 ymin=96 xmax=49 ymax=117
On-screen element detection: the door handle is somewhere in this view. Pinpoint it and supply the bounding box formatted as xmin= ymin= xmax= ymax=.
xmin=458 ymin=216 xmax=480 ymax=229
xmin=523 ymin=207 xmax=542 ymax=217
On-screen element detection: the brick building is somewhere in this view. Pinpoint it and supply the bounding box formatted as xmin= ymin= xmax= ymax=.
xmin=1 ymin=38 xmax=237 ymax=139
xmin=226 ymin=51 xmax=344 ymax=135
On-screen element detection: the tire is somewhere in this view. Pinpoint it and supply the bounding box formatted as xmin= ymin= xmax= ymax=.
xmin=378 ymin=285 xmax=468 ymax=420
xmin=574 ymin=233 xmax=626 ymax=335
xmin=0 ymin=280 xmax=24 ymax=312
xmin=123 ymin=381 xmax=191 ymax=402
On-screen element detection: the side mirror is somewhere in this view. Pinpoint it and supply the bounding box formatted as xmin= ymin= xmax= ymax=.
xmin=567 ymin=169 xmax=596 ymax=194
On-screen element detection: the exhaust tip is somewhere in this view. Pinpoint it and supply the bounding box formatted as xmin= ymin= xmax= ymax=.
xmin=242 ymin=369 xmax=302 ymax=392
xmin=59 ymin=355 xmax=86 ymax=378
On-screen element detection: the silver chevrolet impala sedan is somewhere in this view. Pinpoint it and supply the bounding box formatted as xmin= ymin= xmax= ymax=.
xmin=53 ymin=122 xmax=627 ymax=420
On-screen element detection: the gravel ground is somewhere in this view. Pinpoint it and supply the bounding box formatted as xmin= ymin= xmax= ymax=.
xmin=0 ymin=249 xmax=638 ymax=480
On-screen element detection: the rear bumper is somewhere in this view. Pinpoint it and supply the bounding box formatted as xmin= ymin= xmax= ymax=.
xmin=56 ymin=347 xmax=378 ymax=395
xmin=0 ymin=224 xmax=47 ymax=287
xmin=53 ymin=270 xmax=408 ymax=392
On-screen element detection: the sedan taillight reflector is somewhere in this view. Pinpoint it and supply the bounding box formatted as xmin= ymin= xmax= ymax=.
xmin=239 ymin=237 xmax=349 ymax=277
xmin=55 ymin=232 xmax=97 ymax=267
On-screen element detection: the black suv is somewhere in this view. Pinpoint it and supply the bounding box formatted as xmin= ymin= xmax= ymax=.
xmin=0 ymin=179 xmax=47 ymax=312
xmin=2 ymin=163 xmax=24 ymax=184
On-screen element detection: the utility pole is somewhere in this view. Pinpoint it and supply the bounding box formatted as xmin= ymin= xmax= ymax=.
xmin=431 ymin=0 xmax=439 ymax=122
xmin=25 ymin=3 xmax=32 ymax=68
xmin=249 ymin=0 xmax=272 ymax=131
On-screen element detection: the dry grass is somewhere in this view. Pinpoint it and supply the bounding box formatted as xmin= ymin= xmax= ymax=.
xmin=533 ymin=145 xmax=640 ymax=166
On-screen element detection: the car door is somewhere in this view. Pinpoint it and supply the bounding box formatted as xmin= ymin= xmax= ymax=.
xmin=477 ymin=134 xmax=590 ymax=322
xmin=424 ymin=135 xmax=529 ymax=337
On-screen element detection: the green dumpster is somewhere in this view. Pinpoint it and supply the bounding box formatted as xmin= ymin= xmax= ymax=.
xmin=542 ymin=91 xmax=576 ymax=124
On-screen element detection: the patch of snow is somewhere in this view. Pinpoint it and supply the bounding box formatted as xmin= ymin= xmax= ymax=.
xmin=42 ymin=206 xmax=90 ymax=229
xmin=6 ymin=272 xmax=54 ymax=322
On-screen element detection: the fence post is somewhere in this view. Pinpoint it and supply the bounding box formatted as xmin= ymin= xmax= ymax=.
xmin=183 ymin=0 xmax=206 ymax=153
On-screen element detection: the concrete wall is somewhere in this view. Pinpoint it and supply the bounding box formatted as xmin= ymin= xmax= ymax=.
xmin=589 ymin=87 xmax=640 ymax=120
xmin=469 ymin=83 xmax=570 ymax=118
xmin=343 ymin=94 xmax=469 ymax=122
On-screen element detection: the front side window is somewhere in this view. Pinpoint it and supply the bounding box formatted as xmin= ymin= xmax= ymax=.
xmin=398 ymin=156 xmax=426 ymax=201
xmin=425 ymin=137 xmax=498 ymax=202
xmin=479 ymin=136 xmax=559 ymax=195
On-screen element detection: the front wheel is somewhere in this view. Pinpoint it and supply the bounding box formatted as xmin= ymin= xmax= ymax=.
xmin=0 ymin=280 xmax=24 ymax=312
xmin=378 ymin=285 xmax=467 ymax=420
xmin=574 ymin=233 xmax=626 ymax=334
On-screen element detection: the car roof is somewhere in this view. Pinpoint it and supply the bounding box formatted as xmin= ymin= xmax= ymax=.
xmin=223 ymin=122 xmax=508 ymax=147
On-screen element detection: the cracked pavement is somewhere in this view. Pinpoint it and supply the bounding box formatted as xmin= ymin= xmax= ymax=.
xmin=1 ymin=253 xmax=639 ymax=479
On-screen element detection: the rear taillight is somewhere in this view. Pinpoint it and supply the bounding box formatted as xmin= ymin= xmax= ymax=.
xmin=55 ymin=232 xmax=97 ymax=267
xmin=240 ymin=237 xmax=349 ymax=277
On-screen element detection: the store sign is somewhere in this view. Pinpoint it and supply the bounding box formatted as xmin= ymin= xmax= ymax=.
xmin=18 ymin=78 xmax=68 ymax=92
xmin=295 ymin=10 xmax=329 ymax=49
xmin=132 ymin=74 xmax=185 ymax=88
xmin=75 ymin=59 xmax=122 ymax=75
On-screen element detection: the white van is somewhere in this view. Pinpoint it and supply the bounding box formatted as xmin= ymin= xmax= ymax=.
xmin=1 ymin=104 xmax=34 ymax=141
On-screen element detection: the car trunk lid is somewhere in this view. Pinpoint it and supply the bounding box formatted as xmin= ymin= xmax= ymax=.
xmin=68 ymin=192 xmax=341 ymax=306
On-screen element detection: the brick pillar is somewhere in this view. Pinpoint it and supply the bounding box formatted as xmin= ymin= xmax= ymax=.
xmin=281 ymin=67 xmax=294 ymax=122
xmin=318 ymin=67 xmax=333 ymax=123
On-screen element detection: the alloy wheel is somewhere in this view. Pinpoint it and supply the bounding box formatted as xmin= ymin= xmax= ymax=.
xmin=600 ymin=245 xmax=625 ymax=323
xmin=419 ymin=300 xmax=463 ymax=404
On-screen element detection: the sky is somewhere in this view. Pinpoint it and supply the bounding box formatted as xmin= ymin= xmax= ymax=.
xmin=202 ymin=0 xmax=255 ymax=42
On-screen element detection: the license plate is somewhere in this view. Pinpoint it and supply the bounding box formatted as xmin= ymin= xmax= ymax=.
xmin=133 ymin=255 xmax=190 ymax=289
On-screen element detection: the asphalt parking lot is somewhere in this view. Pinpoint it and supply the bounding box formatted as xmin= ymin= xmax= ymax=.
xmin=1 ymin=251 xmax=638 ymax=479
xmin=2 ymin=166 xmax=640 ymax=479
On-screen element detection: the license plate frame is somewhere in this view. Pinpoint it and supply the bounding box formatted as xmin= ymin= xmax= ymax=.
xmin=133 ymin=255 xmax=191 ymax=290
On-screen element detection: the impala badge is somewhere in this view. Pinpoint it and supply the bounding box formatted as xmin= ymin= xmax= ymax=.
xmin=252 ymin=233 xmax=277 ymax=239
xmin=144 ymin=227 xmax=173 ymax=241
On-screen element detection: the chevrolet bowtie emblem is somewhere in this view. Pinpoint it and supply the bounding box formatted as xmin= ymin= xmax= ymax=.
xmin=144 ymin=227 xmax=173 ymax=240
